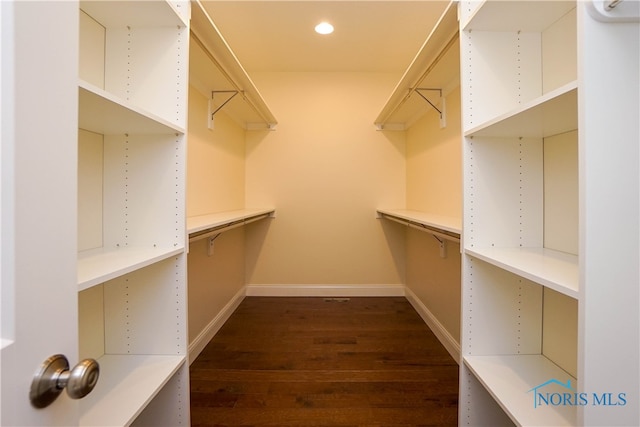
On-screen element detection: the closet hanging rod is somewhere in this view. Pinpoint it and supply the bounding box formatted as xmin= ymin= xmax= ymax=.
xmin=379 ymin=213 xmax=460 ymax=243
xmin=190 ymin=31 xmax=274 ymax=127
xmin=188 ymin=213 xmax=272 ymax=243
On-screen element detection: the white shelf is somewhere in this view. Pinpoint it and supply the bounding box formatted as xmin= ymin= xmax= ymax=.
xmin=462 ymin=1 xmax=576 ymax=32
xmin=80 ymin=354 xmax=185 ymax=427
xmin=80 ymin=0 xmax=187 ymax=28
xmin=78 ymin=246 xmax=184 ymax=291
xmin=464 ymin=354 xmax=577 ymax=427
xmin=189 ymin=0 xmax=277 ymax=130
xmin=187 ymin=208 xmax=276 ymax=236
xmin=464 ymin=81 xmax=577 ymax=138
xmin=377 ymin=209 xmax=461 ymax=239
xmin=374 ymin=1 xmax=459 ymax=130
xmin=465 ymin=247 xmax=578 ymax=299
xmin=79 ymin=81 xmax=186 ymax=135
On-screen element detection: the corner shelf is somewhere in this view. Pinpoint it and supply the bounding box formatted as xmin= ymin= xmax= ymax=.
xmin=188 ymin=208 xmax=276 ymax=241
xmin=374 ymin=1 xmax=459 ymax=130
xmin=465 ymin=247 xmax=578 ymax=299
xmin=79 ymin=355 xmax=186 ymax=427
xmin=464 ymin=355 xmax=577 ymax=427
xmin=376 ymin=209 xmax=461 ymax=241
xmin=189 ymin=0 xmax=277 ymax=130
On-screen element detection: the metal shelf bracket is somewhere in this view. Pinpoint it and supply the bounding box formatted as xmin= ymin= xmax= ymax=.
xmin=208 ymin=90 xmax=239 ymax=129
xmin=415 ymin=88 xmax=447 ymax=128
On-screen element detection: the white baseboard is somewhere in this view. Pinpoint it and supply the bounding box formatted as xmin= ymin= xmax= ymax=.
xmin=404 ymin=287 xmax=461 ymax=364
xmin=188 ymin=286 xmax=246 ymax=365
xmin=245 ymin=284 xmax=406 ymax=297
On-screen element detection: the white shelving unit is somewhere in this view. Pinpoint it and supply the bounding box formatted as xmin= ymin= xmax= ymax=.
xmin=374 ymin=1 xmax=459 ymax=130
xmin=189 ymin=0 xmax=277 ymax=130
xmin=76 ymin=1 xmax=190 ymax=425
xmin=460 ymin=1 xmax=640 ymax=426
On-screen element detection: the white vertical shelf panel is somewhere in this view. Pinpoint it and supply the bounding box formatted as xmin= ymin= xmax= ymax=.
xmin=102 ymin=134 xmax=184 ymax=249
xmin=104 ymin=25 xmax=188 ymax=129
xmin=579 ymin=2 xmax=640 ymax=425
xmin=465 ymin=137 xmax=543 ymax=249
xmin=464 ymin=257 xmax=543 ymax=356
xmin=462 ymin=30 xmax=542 ymax=130
xmin=103 ymin=257 xmax=186 ymax=355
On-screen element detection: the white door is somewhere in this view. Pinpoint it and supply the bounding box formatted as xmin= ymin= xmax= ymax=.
xmin=1 ymin=2 xmax=84 ymax=425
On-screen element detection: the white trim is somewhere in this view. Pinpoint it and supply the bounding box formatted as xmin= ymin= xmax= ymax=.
xmin=188 ymin=286 xmax=246 ymax=364
xmin=245 ymin=284 xmax=406 ymax=297
xmin=404 ymin=287 xmax=461 ymax=364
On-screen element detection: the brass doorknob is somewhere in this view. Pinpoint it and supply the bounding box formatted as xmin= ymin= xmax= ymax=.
xmin=30 ymin=354 xmax=100 ymax=408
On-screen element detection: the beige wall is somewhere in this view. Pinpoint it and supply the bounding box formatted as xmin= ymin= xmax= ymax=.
xmin=187 ymin=86 xmax=246 ymax=344
xmin=245 ymin=72 xmax=406 ymax=287
xmin=187 ymin=86 xmax=245 ymax=217
xmin=405 ymin=86 xmax=462 ymax=344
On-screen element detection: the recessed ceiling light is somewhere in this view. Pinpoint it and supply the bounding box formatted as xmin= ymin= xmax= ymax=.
xmin=315 ymin=22 xmax=334 ymax=35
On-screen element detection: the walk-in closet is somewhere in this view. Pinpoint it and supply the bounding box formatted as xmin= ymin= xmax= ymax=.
xmin=1 ymin=0 xmax=638 ymax=426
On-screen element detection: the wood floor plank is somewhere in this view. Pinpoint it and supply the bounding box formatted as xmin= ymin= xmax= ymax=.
xmin=190 ymin=297 xmax=458 ymax=426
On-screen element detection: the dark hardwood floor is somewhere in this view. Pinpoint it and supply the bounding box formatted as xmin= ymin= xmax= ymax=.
xmin=190 ymin=297 xmax=459 ymax=426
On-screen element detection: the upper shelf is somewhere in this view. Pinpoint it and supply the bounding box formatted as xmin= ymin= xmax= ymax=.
xmin=377 ymin=209 xmax=461 ymax=241
xmin=374 ymin=1 xmax=459 ymax=130
xmin=461 ymin=0 xmax=575 ymax=32
xmin=189 ymin=0 xmax=277 ymax=131
xmin=188 ymin=208 xmax=276 ymax=241
xmin=80 ymin=0 xmax=188 ymax=28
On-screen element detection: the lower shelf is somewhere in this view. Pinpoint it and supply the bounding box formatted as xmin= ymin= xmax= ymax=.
xmin=80 ymin=354 xmax=186 ymax=427
xmin=464 ymin=354 xmax=577 ymax=426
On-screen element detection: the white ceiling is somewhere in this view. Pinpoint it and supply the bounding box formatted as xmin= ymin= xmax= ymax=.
xmin=199 ymin=1 xmax=450 ymax=74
